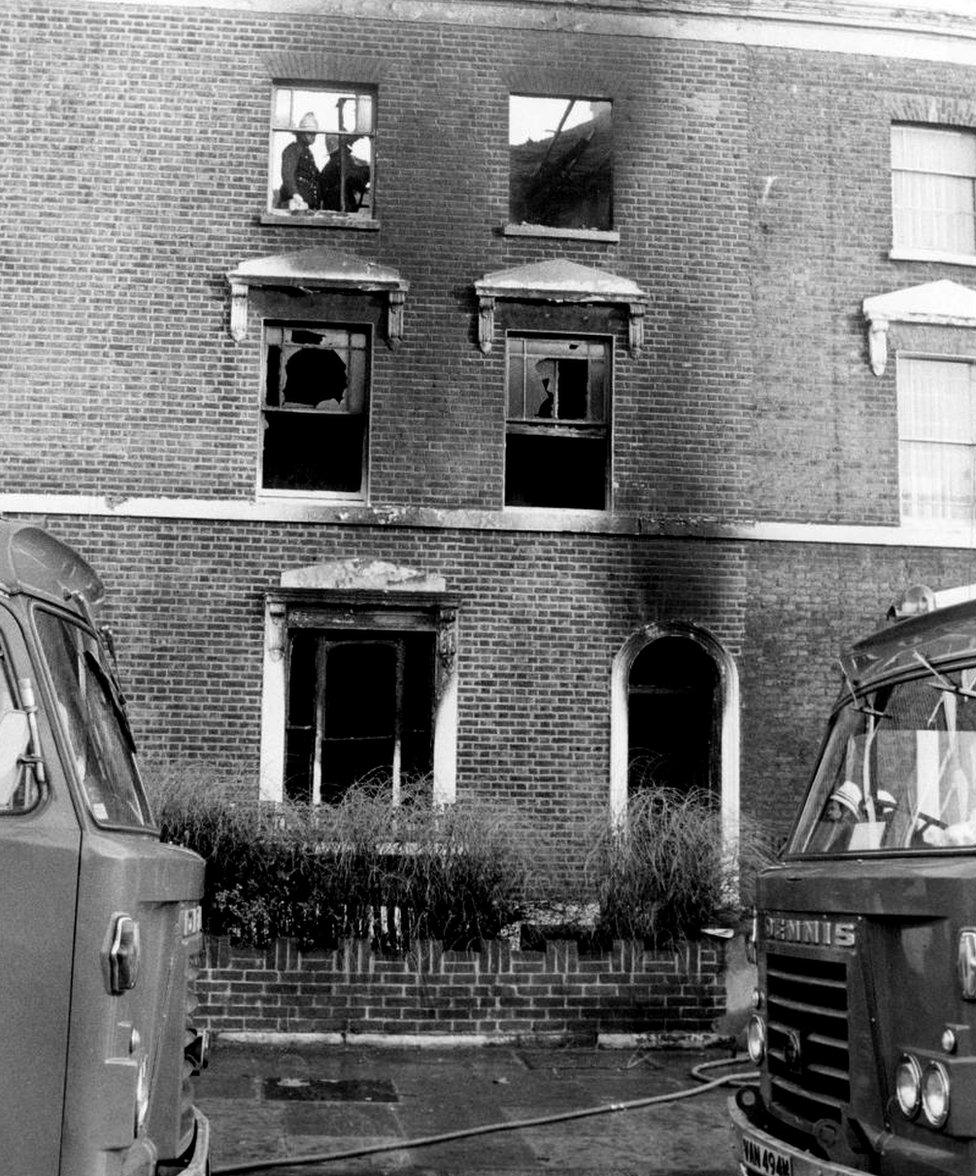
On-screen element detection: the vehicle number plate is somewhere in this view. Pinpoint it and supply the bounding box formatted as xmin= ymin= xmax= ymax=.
xmin=742 ymin=1136 xmax=793 ymax=1176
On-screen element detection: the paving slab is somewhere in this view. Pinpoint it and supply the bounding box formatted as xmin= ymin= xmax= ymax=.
xmin=197 ymin=1040 xmax=742 ymax=1176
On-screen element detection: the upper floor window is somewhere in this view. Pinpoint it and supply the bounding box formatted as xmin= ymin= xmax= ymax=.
xmin=509 ymin=95 xmax=612 ymax=231
xmin=261 ymin=324 xmax=370 ymax=497
xmin=269 ymin=85 xmax=374 ymax=218
xmin=898 ymin=355 xmax=976 ymax=520
xmin=505 ymin=334 xmax=610 ymax=509
xmin=891 ymin=124 xmax=976 ymax=258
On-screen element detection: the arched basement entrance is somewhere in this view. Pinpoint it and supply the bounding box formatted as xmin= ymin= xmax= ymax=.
xmin=610 ymin=623 xmax=739 ymax=845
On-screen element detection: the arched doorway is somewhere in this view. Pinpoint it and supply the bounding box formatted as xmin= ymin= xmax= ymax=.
xmin=610 ymin=623 xmax=739 ymax=842
xmin=627 ymin=635 xmax=720 ymax=796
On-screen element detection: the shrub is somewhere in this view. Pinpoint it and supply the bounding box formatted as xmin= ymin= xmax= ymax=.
xmin=145 ymin=763 xmax=538 ymax=951
xmin=585 ymin=786 xmax=776 ymax=948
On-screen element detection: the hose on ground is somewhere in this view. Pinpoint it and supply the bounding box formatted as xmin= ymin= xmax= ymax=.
xmin=211 ymin=1054 xmax=758 ymax=1174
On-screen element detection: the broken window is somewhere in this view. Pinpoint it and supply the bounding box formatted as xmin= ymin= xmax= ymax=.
xmin=627 ymin=636 xmax=720 ymax=797
xmin=261 ymin=325 xmax=369 ymax=495
xmin=284 ymin=628 xmax=435 ymax=805
xmin=505 ymin=334 xmax=610 ymax=509
xmin=509 ymin=95 xmax=613 ymax=231
xmin=269 ymin=85 xmax=374 ymax=216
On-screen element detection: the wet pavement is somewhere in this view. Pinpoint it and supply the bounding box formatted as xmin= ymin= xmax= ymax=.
xmin=197 ymin=1039 xmax=744 ymax=1176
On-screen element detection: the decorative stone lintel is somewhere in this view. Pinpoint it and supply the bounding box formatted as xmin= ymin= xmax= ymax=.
xmin=862 ymin=279 xmax=976 ymax=377
xmin=474 ymin=259 xmax=647 ymax=356
xmin=227 ymin=246 xmax=409 ymax=348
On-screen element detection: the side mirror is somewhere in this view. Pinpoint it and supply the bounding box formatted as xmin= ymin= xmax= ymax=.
xmin=0 ymin=710 xmax=37 ymax=810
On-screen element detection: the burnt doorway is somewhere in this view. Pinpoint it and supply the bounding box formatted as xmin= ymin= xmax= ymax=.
xmin=627 ymin=635 xmax=720 ymax=797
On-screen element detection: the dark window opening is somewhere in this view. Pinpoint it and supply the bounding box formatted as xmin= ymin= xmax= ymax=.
xmin=270 ymin=85 xmax=374 ymax=216
xmin=505 ymin=335 xmax=609 ymax=509
xmin=284 ymin=628 xmax=435 ymax=805
xmin=509 ymin=95 xmax=612 ymax=231
xmin=627 ymin=636 xmax=720 ymax=797
xmin=262 ymin=325 xmax=369 ymax=495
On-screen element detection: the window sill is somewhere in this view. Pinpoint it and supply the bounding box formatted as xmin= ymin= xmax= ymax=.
xmin=889 ymin=247 xmax=976 ymax=268
xmin=501 ymin=223 xmax=619 ymax=243
xmin=257 ymin=489 xmax=367 ymax=504
xmin=260 ymin=211 xmax=379 ymax=231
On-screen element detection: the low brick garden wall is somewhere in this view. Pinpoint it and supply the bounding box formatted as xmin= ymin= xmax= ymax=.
xmin=197 ymin=937 xmax=726 ymax=1040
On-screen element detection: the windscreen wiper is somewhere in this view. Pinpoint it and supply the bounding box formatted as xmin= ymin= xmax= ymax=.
xmin=837 ymin=659 xmax=886 ymax=718
xmin=913 ymin=650 xmax=976 ymax=700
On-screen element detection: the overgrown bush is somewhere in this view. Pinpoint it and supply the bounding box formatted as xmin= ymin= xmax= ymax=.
xmin=145 ymin=763 xmax=539 ymax=951
xmin=584 ymin=787 xmax=777 ymax=948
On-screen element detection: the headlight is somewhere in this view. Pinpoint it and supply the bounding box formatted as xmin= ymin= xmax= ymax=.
xmin=894 ymin=1054 xmax=922 ymax=1119
xmin=922 ymin=1061 xmax=951 ymax=1129
xmin=746 ymin=1014 xmax=766 ymax=1064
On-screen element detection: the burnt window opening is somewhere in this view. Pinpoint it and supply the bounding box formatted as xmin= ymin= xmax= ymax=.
xmin=284 ymin=628 xmax=435 ymax=805
xmin=509 ymin=95 xmax=613 ymax=231
xmin=627 ymin=637 xmax=721 ymax=798
xmin=262 ymin=325 xmax=369 ymax=495
xmin=270 ymin=84 xmax=374 ymax=216
xmin=505 ymin=334 xmax=609 ymax=509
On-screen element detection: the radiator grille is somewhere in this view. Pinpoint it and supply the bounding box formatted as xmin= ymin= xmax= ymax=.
xmin=766 ymin=951 xmax=850 ymax=1125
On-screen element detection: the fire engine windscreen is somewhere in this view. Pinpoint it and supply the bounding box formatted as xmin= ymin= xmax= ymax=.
xmin=791 ymin=667 xmax=976 ymax=854
xmin=34 ymin=610 xmax=151 ymax=828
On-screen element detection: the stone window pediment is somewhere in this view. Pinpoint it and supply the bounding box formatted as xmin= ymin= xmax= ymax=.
xmin=863 ymin=279 xmax=976 ymax=376
xmin=474 ymin=260 xmax=647 ymax=355
xmin=227 ymin=246 xmax=408 ymax=347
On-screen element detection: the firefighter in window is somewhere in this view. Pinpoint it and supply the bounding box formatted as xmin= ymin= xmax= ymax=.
xmin=279 ymin=112 xmax=322 ymax=211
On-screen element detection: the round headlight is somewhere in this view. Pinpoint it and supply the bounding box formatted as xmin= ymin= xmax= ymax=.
xmin=895 ymin=1054 xmax=922 ymax=1119
xmin=922 ymin=1061 xmax=951 ymax=1129
xmin=751 ymin=988 xmax=762 ymax=1009
xmin=942 ymin=1027 xmax=958 ymax=1055
xmin=746 ymin=1014 xmax=766 ymax=1065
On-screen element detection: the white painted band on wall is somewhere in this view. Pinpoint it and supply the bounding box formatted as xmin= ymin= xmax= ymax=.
xmin=1 ymin=493 xmax=973 ymax=550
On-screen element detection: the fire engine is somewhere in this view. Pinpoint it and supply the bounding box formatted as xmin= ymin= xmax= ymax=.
xmin=0 ymin=521 xmax=210 ymax=1175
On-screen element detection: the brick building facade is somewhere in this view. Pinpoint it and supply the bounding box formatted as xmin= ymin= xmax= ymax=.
xmin=7 ymin=0 xmax=976 ymax=869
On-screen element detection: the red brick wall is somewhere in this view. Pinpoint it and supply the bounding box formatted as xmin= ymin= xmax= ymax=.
xmin=7 ymin=4 xmax=976 ymax=870
xmin=198 ymin=937 xmax=725 ymax=1038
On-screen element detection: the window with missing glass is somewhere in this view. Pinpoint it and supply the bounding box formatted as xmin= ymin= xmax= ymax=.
xmin=509 ymin=95 xmax=612 ymax=231
xmin=261 ymin=325 xmax=370 ymax=496
xmin=269 ymin=84 xmax=374 ymax=217
xmin=505 ymin=334 xmax=610 ymax=509
xmin=284 ymin=628 xmax=435 ymax=805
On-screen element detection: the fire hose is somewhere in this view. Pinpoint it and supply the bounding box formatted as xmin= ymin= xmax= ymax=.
xmin=211 ymin=1054 xmax=757 ymax=1174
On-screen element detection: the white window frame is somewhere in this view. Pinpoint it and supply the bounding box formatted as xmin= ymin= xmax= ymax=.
xmin=890 ymin=123 xmax=976 ymax=266
xmin=609 ymin=624 xmax=740 ymax=853
xmin=897 ymin=352 xmax=976 ymax=524
xmin=503 ymin=331 xmax=613 ymax=511
xmin=266 ymin=81 xmax=376 ymax=226
xmin=260 ymin=584 xmax=459 ymax=807
xmin=258 ymin=321 xmax=371 ymax=502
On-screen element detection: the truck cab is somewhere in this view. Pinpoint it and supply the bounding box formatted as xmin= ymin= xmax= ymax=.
xmin=731 ymin=587 xmax=976 ymax=1175
xmin=0 ymin=521 xmax=210 ymax=1175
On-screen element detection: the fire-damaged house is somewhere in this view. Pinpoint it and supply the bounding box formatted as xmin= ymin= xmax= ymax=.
xmin=5 ymin=0 xmax=976 ymax=870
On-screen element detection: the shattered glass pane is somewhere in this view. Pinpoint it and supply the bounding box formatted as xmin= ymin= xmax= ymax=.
xmin=261 ymin=325 xmax=370 ymax=493
xmin=509 ymin=95 xmax=612 ymax=230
